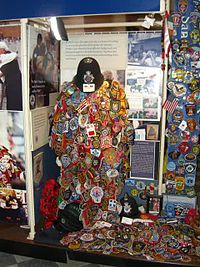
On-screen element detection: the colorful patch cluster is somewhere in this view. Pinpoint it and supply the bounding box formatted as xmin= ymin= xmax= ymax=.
xmin=0 ymin=145 xmax=23 ymax=187
xmin=49 ymin=80 xmax=134 ymax=226
xmin=164 ymin=0 xmax=200 ymax=196
xmin=60 ymin=217 xmax=200 ymax=263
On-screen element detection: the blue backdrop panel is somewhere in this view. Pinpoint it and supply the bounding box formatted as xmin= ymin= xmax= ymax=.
xmin=0 ymin=0 xmax=161 ymax=20
xmin=32 ymin=144 xmax=60 ymax=223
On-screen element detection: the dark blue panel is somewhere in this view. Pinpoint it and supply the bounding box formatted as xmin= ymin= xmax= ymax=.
xmin=32 ymin=144 xmax=59 ymax=223
xmin=0 ymin=0 xmax=160 ymax=20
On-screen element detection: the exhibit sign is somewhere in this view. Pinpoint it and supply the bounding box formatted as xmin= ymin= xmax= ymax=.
xmin=130 ymin=141 xmax=158 ymax=180
xmin=31 ymin=106 xmax=54 ymax=151
xmin=61 ymin=32 xmax=127 ymax=84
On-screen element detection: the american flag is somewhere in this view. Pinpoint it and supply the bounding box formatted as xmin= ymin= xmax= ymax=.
xmin=162 ymin=93 xmax=179 ymax=113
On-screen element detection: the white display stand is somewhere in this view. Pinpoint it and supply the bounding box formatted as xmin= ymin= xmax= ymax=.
xmin=21 ymin=19 xmax=36 ymax=240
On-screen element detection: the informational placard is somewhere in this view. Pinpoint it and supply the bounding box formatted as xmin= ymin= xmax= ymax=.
xmin=31 ymin=107 xmax=53 ymax=151
xmin=130 ymin=141 xmax=156 ymax=180
xmin=60 ymin=32 xmax=127 ymax=82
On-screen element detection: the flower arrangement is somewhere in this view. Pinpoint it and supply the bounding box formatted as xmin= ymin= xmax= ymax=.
xmin=40 ymin=178 xmax=60 ymax=229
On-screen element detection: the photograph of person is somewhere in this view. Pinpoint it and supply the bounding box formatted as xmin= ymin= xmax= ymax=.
xmin=29 ymin=29 xmax=59 ymax=109
xmin=0 ymin=188 xmax=27 ymax=223
xmin=0 ymin=111 xmax=25 ymax=190
xmin=31 ymin=33 xmax=46 ymax=81
xmin=0 ymin=41 xmax=22 ymax=111
xmin=147 ymin=196 xmax=162 ymax=215
xmin=128 ymin=32 xmax=162 ymax=68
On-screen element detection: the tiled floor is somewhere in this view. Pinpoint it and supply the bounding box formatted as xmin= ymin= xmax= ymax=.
xmin=0 ymin=251 xmax=115 ymax=267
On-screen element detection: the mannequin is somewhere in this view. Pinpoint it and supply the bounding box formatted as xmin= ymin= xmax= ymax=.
xmin=49 ymin=57 xmax=134 ymax=230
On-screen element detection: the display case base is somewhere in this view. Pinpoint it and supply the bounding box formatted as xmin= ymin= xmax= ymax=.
xmin=1 ymin=223 xmax=200 ymax=267
xmin=0 ymin=223 xmax=67 ymax=263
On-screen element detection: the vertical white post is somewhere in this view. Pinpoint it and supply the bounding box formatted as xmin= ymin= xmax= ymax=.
xmin=21 ymin=18 xmax=36 ymax=240
xmin=160 ymin=0 xmax=166 ymax=13
xmin=158 ymin=0 xmax=170 ymax=195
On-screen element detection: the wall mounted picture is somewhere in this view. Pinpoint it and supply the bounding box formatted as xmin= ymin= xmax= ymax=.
xmin=0 ymin=25 xmax=22 ymax=111
xmin=135 ymin=128 xmax=146 ymax=140
xmin=125 ymin=66 xmax=162 ymax=121
xmin=128 ymin=31 xmax=162 ymax=68
xmin=33 ymin=152 xmax=43 ymax=187
xmin=0 ymin=111 xmax=25 ymax=190
xmin=28 ymin=26 xmax=60 ymax=109
xmin=0 ymin=187 xmax=27 ymax=224
xmin=146 ymin=124 xmax=159 ymax=140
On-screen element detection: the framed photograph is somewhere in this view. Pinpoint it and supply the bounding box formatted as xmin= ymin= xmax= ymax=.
xmin=147 ymin=195 xmax=162 ymax=215
xmin=33 ymin=152 xmax=44 ymax=186
xmin=135 ymin=128 xmax=146 ymax=140
xmin=162 ymin=194 xmax=197 ymax=218
xmin=146 ymin=124 xmax=159 ymax=140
